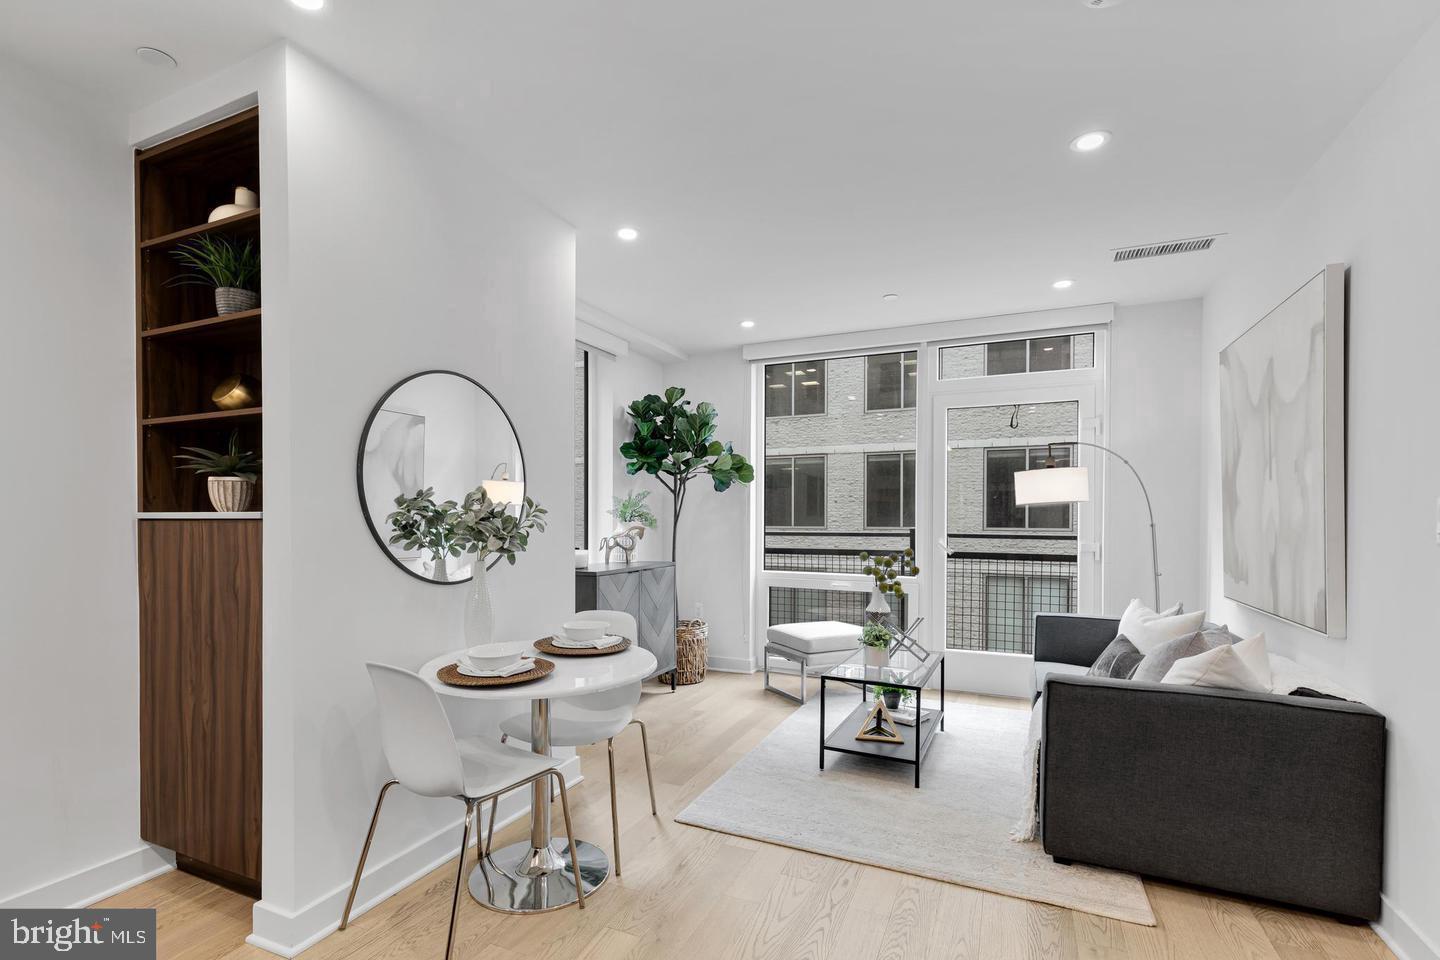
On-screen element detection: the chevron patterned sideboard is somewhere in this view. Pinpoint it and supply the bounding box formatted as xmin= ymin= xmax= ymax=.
xmin=575 ymin=561 xmax=678 ymax=690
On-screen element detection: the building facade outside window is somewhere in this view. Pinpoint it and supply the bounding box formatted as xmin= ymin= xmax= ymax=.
xmin=765 ymin=360 xmax=827 ymax=417
xmin=765 ymin=455 xmax=826 ymax=528
xmin=939 ymin=333 xmax=1094 ymax=379
xmin=864 ymin=451 xmax=916 ymax=528
xmin=984 ymin=445 xmax=1074 ymax=531
xmin=865 ymin=351 xmax=918 ymax=411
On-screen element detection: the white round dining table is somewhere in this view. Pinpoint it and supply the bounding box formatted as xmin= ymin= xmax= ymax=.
xmin=419 ymin=639 xmax=657 ymax=914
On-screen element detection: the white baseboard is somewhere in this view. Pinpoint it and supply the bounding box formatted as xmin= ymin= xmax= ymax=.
xmin=0 ymin=845 xmax=175 ymax=909
xmin=706 ymin=655 xmax=754 ymax=674
xmin=1375 ymin=894 xmax=1439 ymax=960
xmin=247 ymin=757 xmax=581 ymax=958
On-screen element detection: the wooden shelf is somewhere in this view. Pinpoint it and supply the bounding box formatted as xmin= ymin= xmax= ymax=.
xmin=140 ymin=208 xmax=260 ymax=250
xmin=142 ymin=309 xmax=260 ymax=343
xmin=142 ymin=407 xmax=262 ymax=427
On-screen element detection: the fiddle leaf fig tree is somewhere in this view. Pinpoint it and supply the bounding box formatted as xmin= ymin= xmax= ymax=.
xmin=620 ymin=386 xmax=755 ymax=562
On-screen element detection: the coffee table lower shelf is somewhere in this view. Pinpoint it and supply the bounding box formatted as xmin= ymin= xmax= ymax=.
xmin=819 ymin=700 xmax=942 ymax=788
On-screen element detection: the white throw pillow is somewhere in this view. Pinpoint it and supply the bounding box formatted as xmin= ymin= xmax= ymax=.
xmin=1231 ymin=634 xmax=1271 ymax=689
xmin=1161 ymin=639 xmax=1270 ymax=693
xmin=1117 ymin=598 xmax=1205 ymax=655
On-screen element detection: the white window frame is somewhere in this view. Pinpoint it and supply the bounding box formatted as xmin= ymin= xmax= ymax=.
xmin=862 ymin=450 xmax=916 ymax=530
xmin=764 ymin=359 xmax=828 ymax=418
xmin=863 ymin=350 xmax=919 ymax=412
xmin=764 ymin=454 xmax=828 ymax=529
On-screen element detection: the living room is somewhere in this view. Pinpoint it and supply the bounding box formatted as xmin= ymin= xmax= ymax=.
xmin=1 ymin=3 xmax=1437 ymax=960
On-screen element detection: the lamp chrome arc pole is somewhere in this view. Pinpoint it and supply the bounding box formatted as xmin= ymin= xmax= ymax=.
xmin=1056 ymin=440 xmax=1161 ymax=611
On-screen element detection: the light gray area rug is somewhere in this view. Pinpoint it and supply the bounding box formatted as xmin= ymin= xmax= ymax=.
xmin=676 ymin=689 xmax=1155 ymax=925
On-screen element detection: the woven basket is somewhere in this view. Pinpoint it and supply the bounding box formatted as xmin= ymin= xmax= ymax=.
xmin=659 ymin=619 xmax=708 ymax=686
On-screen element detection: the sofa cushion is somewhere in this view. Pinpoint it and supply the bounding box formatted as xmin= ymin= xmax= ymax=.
xmin=766 ymin=620 xmax=860 ymax=655
xmin=1086 ymin=635 xmax=1143 ymax=680
xmin=1035 ymin=660 xmax=1089 ymax=695
xmin=1118 ymin=598 xmax=1206 ymax=654
xmin=1132 ymin=626 xmax=1237 ymax=683
xmin=1162 ymin=637 xmax=1270 ymax=693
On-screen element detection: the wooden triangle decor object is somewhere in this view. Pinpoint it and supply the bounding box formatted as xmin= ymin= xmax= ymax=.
xmin=855 ymin=699 xmax=905 ymax=743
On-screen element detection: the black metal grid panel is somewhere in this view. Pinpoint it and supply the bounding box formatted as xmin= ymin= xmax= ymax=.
xmin=767 ymin=587 xmax=905 ymax=631
xmin=944 ymin=553 xmax=1077 ymax=654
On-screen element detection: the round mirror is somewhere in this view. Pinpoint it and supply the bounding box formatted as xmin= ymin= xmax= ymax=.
xmin=356 ymin=370 xmax=525 ymax=584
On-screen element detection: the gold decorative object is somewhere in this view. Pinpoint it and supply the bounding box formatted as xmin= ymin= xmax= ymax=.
xmin=212 ymin=374 xmax=260 ymax=410
xmin=855 ymin=699 xmax=905 ymax=743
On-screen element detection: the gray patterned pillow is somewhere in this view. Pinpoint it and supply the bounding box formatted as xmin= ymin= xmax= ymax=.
xmin=1086 ymin=635 xmax=1144 ymax=680
xmin=1132 ymin=625 xmax=1242 ymax=683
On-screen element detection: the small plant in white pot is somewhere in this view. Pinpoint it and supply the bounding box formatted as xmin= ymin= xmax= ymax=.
xmin=168 ymin=233 xmax=260 ymax=315
xmin=174 ymin=431 xmax=260 ymax=512
xmin=859 ymin=621 xmax=892 ymax=668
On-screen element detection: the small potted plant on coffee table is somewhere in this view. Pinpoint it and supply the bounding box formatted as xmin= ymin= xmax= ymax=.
xmin=860 ymin=621 xmax=892 ymax=668
xmin=173 ymin=430 xmax=260 ymax=512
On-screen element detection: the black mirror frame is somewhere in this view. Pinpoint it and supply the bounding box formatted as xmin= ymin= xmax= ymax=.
xmin=355 ymin=369 xmax=526 ymax=586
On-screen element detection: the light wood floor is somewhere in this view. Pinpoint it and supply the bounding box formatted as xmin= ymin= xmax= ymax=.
xmin=100 ymin=672 xmax=1393 ymax=960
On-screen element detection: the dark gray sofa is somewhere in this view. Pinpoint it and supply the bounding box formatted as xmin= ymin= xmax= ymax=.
xmin=1033 ymin=612 xmax=1386 ymax=921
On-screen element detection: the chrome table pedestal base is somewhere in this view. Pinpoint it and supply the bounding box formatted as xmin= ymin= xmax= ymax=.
xmin=469 ymin=839 xmax=609 ymax=913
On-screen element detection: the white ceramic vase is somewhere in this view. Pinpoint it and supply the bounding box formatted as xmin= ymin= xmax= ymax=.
xmin=208 ymin=186 xmax=259 ymax=222
xmin=465 ymin=558 xmax=495 ymax=647
xmin=866 ymin=585 xmax=891 ymax=624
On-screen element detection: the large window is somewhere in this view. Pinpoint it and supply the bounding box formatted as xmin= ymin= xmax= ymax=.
xmin=573 ymin=346 xmax=588 ymax=550
xmin=865 ymin=351 xmax=918 ymax=411
xmin=764 ymin=455 xmax=826 ymax=527
xmin=765 ymin=360 xmax=826 ymax=417
xmin=864 ymin=452 xmax=916 ymax=528
xmin=939 ymin=333 xmax=1095 ymax=379
xmin=983 ymin=574 xmax=1073 ymax=652
xmin=984 ymin=445 xmax=1074 ymax=531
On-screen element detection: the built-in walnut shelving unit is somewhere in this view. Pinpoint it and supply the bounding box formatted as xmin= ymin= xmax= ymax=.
xmin=135 ymin=107 xmax=262 ymax=897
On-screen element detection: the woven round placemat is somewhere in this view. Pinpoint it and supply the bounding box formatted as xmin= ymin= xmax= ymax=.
xmin=533 ymin=636 xmax=632 ymax=657
xmin=436 ymin=657 xmax=555 ymax=688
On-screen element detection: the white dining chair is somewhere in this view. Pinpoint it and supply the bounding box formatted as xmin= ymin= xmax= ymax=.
xmin=498 ymin=609 xmax=657 ymax=876
xmin=340 ymin=663 xmax=585 ymax=960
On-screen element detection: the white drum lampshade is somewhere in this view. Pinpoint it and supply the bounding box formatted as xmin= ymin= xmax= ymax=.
xmin=1014 ymin=465 xmax=1090 ymax=506
xmin=482 ymin=477 xmax=525 ymax=504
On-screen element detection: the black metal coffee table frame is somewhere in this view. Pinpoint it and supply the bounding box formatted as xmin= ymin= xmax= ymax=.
xmin=818 ymin=652 xmax=945 ymax=788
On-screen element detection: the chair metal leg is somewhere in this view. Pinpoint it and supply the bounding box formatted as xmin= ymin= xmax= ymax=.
xmin=606 ymin=738 xmax=621 ymax=877
xmin=630 ymin=719 xmax=658 ymax=815
xmin=340 ymin=779 xmax=399 ymax=930
xmin=549 ymin=770 xmax=585 ymax=910
xmin=444 ymin=800 xmax=476 ymax=960
xmin=485 ymin=797 xmax=498 ymax=858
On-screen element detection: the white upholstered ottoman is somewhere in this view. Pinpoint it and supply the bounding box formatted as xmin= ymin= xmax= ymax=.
xmin=763 ymin=620 xmax=860 ymax=703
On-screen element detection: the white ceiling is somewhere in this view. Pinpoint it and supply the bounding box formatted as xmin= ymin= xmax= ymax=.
xmin=4 ymin=1 xmax=1436 ymax=353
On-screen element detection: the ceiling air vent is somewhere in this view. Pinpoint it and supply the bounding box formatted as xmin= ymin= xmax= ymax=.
xmin=1112 ymin=235 xmax=1220 ymax=263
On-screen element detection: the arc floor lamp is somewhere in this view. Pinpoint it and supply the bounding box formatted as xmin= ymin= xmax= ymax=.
xmin=1013 ymin=442 xmax=1161 ymax=611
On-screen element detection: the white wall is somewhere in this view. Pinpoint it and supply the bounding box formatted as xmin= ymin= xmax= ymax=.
xmin=0 ymin=57 xmax=171 ymax=907
xmin=248 ymin=47 xmax=576 ymax=951
xmin=659 ymin=351 xmax=755 ymax=671
xmin=1106 ymin=300 xmax=1204 ymax=613
xmin=1197 ymin=20 xmax=1440 ymax=959
xmin=586 ymin=347 xmax=667 ymax=563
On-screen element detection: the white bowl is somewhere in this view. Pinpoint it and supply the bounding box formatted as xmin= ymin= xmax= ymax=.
xmin=462 ymin=643 xmax=526 ymax=670
xmin=562 ymin=619 xmax=608 ymax=642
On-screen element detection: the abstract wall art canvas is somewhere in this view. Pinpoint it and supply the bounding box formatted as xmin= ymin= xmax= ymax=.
xmin=1219 ymin=264 xmax=1346 ymax=636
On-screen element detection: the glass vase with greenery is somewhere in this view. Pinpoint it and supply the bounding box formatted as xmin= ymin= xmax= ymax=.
xmin=452 ymin=488 xmax=548 ymax=647
xmin=386 ymin=488 xmax=464 ymax=580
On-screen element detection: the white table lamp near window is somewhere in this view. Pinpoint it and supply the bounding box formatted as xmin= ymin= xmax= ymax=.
xmin=1013 ymin=442 xmax=1161 ymax=610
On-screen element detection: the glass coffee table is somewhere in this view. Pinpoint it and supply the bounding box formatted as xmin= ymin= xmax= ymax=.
xmin=818 ymin=649 xmax=945 ymax=788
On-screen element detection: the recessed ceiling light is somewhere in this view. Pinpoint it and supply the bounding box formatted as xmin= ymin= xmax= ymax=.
xmin=739 ymin=319 xmax=755 ymax=328
xmin=616 ymin=226 xmax=639 ymax=242
xmin=1052 ymin=278 xmax=1076 ymax=290
xmin=135 ymin=47 xmax=178 ymax=69
xmin=289 ymin=0 xmax=325 ymax=9
xmin=882 ymin=293 xmax=899 ymax=302
xmin=1069 ymin=131 xmax=1111 ymax=153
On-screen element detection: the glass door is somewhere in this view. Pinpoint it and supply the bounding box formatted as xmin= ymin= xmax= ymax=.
xmin=928 ymin=383 xmax=1100 ymax=696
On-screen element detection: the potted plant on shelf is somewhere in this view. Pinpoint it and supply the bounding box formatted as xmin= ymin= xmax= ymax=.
xmin=167 ymin=233 xmax=260 ymax=315
xmin=860 ymin=621 xmax=892 ymax=668
xmin=859 ymin=549 xmax=919 ymax=625
xmin=173 ymin=430 xmax=260 ymax=512
xmin=873 ymin=684 xmax=913 ymax=711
